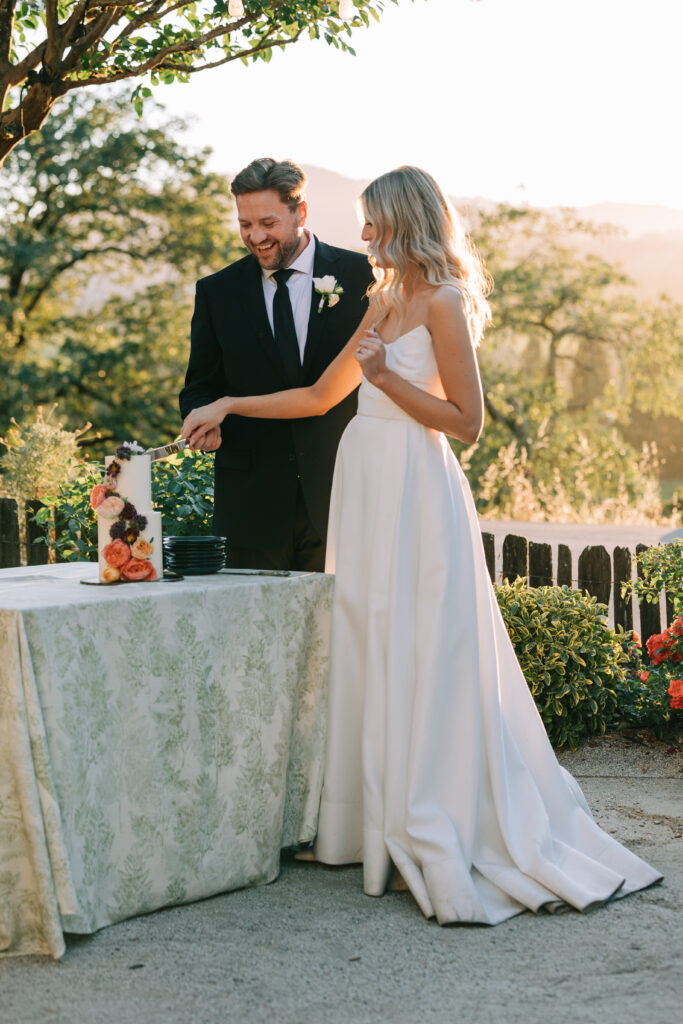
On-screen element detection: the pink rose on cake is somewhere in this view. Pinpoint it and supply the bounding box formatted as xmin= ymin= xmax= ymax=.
xmin=102 ymin=539 xmax=131 ymax=568
xmin=90 ymin=484 xmax=110 ymax=510
xmin=97 ymin=495 xmax=125 ymax=519
xmin=131 ymin=537 xmax=154 ymax=559
xmin=121 ymin=558 xmax=155 ymax=582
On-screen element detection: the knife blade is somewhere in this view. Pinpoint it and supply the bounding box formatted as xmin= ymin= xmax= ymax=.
xmin=144 ymin=440 xmax=188 ymax=462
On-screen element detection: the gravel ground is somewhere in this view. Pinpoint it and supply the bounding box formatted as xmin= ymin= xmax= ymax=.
xmin=2 ymin=733 xmax=681 ymax=1024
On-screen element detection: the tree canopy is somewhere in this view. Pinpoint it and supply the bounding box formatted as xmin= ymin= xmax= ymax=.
xmin=1 ymin=90 xmax=240 ymax=345
xmin=0 ymin=91 xmax=243 ymax=449
xmin=0 ymin=0 xmax=399 ymax=166
xmin=2 ymin=90 xmax=682 ymax=523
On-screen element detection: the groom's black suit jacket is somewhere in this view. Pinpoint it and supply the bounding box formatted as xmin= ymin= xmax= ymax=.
xmin=179 ymin=237 xmax=374 ymax=548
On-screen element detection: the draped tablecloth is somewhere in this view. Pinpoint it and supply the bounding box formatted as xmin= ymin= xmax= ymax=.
xmin=0 ymin=562 xmax=333 ymax=958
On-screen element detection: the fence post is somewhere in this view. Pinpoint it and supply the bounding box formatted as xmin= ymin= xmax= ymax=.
xmin=664 ymin=592 xmax=676 ymax=628
xmin=636 ymin=543 xmax=662 ymax=644
xmin=502 ymin=534 xmax=528 ymax=584
xmin=577 ymin=545 xmax=611 ymax=607
xmin=528 ymin=541 xmax=552 ymax=588
xmin=556 ymin=544 xmax=572 ymax=588
xmin=0 ymin=497 xmax=21 ymax=569
xmin=25 ymin=500 xmax=50 ymax=566
xmin=612 ymin=546 xmax=633 ymax=633
xmin=481 ymin=532 xmax=495 ymax=584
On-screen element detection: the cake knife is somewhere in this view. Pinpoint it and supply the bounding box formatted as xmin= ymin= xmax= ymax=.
xmin=144 ymin=440 xmax=188 ymax=461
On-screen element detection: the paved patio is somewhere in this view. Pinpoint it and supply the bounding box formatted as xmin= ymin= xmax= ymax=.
xmin=2 ymin=733 xmax=681 ymax=1024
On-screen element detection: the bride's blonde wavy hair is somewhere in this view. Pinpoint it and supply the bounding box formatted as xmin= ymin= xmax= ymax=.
xmin=361 ymin=166 xmax=492 ymax=345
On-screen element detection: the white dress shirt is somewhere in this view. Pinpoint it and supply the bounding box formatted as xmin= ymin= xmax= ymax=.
xmin=262 ymin=231 xmax=315 ymax=362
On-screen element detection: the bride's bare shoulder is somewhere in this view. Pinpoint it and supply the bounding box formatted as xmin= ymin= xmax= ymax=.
xmin=427 ymin=282 xmax=466 ymax=309
xmin=425 ymin=283 xmax=469 ymax=331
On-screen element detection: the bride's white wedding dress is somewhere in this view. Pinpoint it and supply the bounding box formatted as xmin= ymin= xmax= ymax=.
xmin=313 ymin=324 xmax=662 ymax=924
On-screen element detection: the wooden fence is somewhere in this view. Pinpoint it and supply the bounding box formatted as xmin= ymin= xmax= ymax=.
xmin=0 ymin=496 xmax=674 ymax=641
xmin=0 ymin=498 xmax=49 ymax=568
xmin=480 ymin=531 xmax=674 ymax=641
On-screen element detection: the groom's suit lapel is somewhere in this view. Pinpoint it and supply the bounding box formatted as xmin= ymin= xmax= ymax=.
xmin=302 ymin=238 xmax=341 ymax=380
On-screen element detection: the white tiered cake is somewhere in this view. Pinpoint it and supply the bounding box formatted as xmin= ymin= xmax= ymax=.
xmin=91 ymin=444 xmax=163 ymax=582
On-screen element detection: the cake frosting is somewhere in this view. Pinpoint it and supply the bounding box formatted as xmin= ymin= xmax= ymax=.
xmin=90 ymin=443 xmax=163 ymax=582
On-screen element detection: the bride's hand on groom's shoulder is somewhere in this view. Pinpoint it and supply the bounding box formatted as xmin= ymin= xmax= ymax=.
xmin=355 ymin=329 xmax=387 ymax=385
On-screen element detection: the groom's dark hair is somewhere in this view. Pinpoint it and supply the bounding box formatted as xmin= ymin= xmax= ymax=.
xmin=231 ymin=158 xmax=307 ymax=211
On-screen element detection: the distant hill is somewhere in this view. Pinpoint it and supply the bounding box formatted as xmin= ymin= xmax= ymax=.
xmin=85 ymin=165 xmax=683 ymax=309
xmin=297 ymin=166 xmax=683 ymax=303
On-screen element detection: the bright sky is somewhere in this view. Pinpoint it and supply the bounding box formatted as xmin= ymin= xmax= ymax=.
xmin=160 ymin=0 xmax=683 ymax=210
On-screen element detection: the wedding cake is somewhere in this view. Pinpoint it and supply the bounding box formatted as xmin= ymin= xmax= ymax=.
xmin=90 ymin=442 xmax=163 ymax=582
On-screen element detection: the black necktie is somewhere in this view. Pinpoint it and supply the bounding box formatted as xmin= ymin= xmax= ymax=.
xmin=272 ymin=269 xmax=301 ymax=385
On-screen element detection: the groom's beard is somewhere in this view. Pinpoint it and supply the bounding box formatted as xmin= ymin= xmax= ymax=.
xmin=249 ymin=230 xmax=304 ymax=271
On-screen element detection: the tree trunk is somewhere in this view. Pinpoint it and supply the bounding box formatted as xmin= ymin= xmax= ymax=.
xmin=0 ymin=80 xmax=64 ymax=168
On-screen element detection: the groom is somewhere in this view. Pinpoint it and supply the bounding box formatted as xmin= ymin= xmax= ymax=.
xmin=179 ymin=158 xmax=374 ymax=571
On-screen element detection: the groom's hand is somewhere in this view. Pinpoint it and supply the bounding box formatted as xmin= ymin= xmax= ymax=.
xmin=190 ymin=426 xmax=222 ymax=452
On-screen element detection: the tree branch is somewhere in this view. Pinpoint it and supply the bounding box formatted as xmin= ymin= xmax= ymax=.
xmin=9 ymin=241 xmax=150 ymax=347
xmin=61 ymin=6 xmax=122 ymax=72
xmin=44 ymin=0 xmax=62 ymax=74
xmin=3 ymin=38 xmax=46 ymax=87
xmin=483 ymin=392 xmax=528 ymax=443
xmin=173 ymin=31 xmax=304 ymax=75
xmin=0 ymin=0 xmax=16 ymax=69
xmin=112 ymin=0 xmax=205 ymax=46
xmin=61 ymin=0 xmax=92 ymax=44
xmin=63 ymin=24 xmax=296 ymax=86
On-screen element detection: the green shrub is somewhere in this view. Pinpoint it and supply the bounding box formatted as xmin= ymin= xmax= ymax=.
xmin=622 ymin=540 xmax=683 ymax=618
xmin=494 ymin=579 xmax=623 ymax=749
xmin=33 ymin=447 xmax=216 ymax=561
xmin=34 ymin=464 xmax=100 ymax=562
xmin=152 ymin=449 xmax=214 ymax=536
xmin=0 ymin=406 xmax=90 ymax=502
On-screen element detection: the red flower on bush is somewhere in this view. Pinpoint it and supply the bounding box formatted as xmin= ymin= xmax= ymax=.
xmin=646 ymin=620 xmax=683 ymax=666
xmin=668 ymin=679 xmax=683 ymax=710
xmin=639 ymin=670 xmax=649 ymax=683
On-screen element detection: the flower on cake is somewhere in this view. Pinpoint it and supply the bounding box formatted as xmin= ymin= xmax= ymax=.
xmin=102 ymin=539 xmax=131 ymax=567
xmin=90 ymin=484 xmax=109 ymax=511
xmin=108 ymin=521 xmax=127 ymax=541
xmin=93 ymin=440 xmax=158 ymax=583
xmin=121 ymin=558 xmax=156 ymax=581
xmin=97 ymin=495 xmax=125 ymax=519
xmin=114 ymin=441 xmax=144 ymax=461
xmin=131 ymin=537 xmax=153 ymax=559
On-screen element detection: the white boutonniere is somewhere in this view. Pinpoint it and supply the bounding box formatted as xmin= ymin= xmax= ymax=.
xmin=313 ymin=275 xmax=343 ymax=313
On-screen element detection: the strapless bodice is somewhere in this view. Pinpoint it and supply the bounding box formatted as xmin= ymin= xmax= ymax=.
xmin=357 ymin=325 xmax=442 ymax=422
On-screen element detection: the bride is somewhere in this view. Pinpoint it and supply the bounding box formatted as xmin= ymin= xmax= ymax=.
xmin=182 ymin=166 xmax=662 ymax=924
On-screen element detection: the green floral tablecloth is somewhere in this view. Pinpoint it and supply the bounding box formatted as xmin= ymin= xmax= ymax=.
xmin=0 ymin=563 xmax=333 ymax=958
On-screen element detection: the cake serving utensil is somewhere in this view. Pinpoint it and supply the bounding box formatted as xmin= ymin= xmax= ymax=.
xmin=144 ymin=439 xmax=188 ymax=462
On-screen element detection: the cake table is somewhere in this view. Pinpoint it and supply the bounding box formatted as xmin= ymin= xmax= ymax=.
xmin=0 ymin=562 xmax=333 ymax=958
